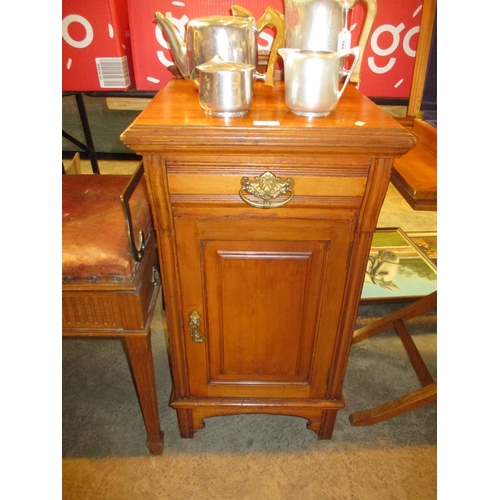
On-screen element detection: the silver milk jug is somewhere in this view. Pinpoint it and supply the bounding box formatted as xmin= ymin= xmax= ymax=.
xmin=282 ymin=0 xmax=376 ymax=83
xmin=278 ymin=46 xmax=360 ymax=117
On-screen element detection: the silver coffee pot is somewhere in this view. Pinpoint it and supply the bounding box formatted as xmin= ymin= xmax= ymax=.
xmin=282 ymin=0 xmax=376 ymax=83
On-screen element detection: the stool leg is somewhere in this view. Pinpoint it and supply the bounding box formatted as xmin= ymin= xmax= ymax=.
xmin=123 ymin=333 xmax=164 ymax=455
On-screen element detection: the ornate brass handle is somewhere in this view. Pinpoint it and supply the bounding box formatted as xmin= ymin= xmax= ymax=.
xmin=189 ymin=311 xmax=205 ymax=343
xmin=239 ymin=172 xmax=294 ymax=209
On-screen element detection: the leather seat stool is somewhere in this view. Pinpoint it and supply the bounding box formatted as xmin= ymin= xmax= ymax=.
xmin=62 ymin=165 xmax=164 ymax=455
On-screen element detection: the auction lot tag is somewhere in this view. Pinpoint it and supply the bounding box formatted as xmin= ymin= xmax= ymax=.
xmin=253 ymin=121 xmax=280 ymax=126
xmin=338 ymin=27 xmax=351 ymax=51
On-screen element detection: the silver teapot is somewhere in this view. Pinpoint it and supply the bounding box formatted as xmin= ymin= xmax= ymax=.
xmin=155 ymin=6 xmax=285 ymax=88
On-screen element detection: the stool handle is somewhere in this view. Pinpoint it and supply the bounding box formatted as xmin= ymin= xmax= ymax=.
xmin=120 ymin=163 xmax=147 ymax=262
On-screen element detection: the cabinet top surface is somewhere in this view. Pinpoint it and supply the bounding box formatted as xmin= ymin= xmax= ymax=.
xmin=121 ymin=80 xmax=415 ymax=154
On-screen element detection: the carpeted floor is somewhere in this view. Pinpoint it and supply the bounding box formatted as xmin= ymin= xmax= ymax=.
xmin=62 ymin=294 xmax=437 ymax=499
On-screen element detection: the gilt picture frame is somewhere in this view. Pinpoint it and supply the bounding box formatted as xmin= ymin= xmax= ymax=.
xmin=360 ymin=228 xmax=437 ymax=304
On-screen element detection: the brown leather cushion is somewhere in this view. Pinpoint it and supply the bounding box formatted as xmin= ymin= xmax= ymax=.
xmin=62 ymin=175 xmax=153 ymax=283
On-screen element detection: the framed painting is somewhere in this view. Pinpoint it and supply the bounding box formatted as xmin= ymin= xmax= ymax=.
xmin=404 ymin=231 xmax=437 ymax=267
xmin=360 ymin=228 xmax=437 ymax=303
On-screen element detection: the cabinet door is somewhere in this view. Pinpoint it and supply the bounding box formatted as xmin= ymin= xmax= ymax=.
xmin=175 ymin=216 xmax=355 ymax=400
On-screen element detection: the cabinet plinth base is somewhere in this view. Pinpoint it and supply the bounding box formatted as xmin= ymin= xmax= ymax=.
xmin=170 ymin=394 xmax=344 ymax=440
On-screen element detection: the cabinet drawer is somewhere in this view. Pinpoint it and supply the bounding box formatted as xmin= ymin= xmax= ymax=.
xmin=166 ymin=161 xmax=370 ymax=208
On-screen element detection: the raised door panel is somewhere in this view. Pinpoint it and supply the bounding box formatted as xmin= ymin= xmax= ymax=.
xmin=204 ymin=240 xmax=325 ymax=383
xmin=174 ymin=216 xmax=355 ymax=400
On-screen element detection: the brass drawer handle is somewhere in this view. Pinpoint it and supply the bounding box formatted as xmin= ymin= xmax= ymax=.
xmin=189 ymin=311 xmax=205 ymax=343
xmin=239 ymin=171 xmax=294 ymax=209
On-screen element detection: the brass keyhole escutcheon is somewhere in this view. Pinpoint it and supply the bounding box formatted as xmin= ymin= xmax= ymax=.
xmin=189 ymin=311 xmax=205 ymax=343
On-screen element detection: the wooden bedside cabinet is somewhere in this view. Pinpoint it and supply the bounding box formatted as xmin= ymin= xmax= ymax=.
xmin=121 ymin=80 xmax=415 ymax=439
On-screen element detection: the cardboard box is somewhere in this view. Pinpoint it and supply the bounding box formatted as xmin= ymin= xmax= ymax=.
xmin=62 ymin=0 xmax=135 ymax=91
xmin=127 ymin=0 xmax=284 ymax=91
xmin=350 ymin=0 xmax=424 ymax=99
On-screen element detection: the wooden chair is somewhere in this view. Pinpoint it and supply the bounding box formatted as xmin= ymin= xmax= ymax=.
xmin=389 ymin=0 xmax=437 ymax=210
xmin=349 ymin=0 xmax=437 ymax=427
xmin=349 ymin=291 xmax=437 ymax=426
xmin=62 ymin=162 xmax=164 ymax=454
xmin=391 ymin=118 xmax=437 ymax=211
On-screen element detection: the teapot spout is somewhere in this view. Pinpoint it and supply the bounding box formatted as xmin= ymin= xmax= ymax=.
xmin=154 ymin=12 xmax=189 ymax=78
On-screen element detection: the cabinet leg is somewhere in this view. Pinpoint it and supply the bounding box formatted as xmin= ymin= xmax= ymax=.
xmin=123 ymin=334 xmax=164 ymax=455
xmin=318 ymin=410 xmax=337 ymax=440
xmin=175 ymin=408 xmax=197 ymax=438
xmin=304 ymin=409 xmax=337 ymax=439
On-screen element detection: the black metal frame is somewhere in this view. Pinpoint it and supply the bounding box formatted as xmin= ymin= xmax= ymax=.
xmin=63 ymin=89 xmax=154 ymax=169
xmin=62 ymin=92 xmax=100 ymax=174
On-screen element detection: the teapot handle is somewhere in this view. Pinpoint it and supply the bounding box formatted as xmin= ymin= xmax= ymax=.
xmin=232 ymin=5 xmax=286 ymax=87
xmin=346 ymin=0 xmax=377 ymax=84
xmin=337 ymin=47 xmax=360 ymax=100
xmin=255 ymin=7 xmax=286 ymax=87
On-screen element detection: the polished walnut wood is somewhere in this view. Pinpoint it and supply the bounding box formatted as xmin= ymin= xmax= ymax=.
xmin=121 ymin=79 xmax=415 ymax=439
